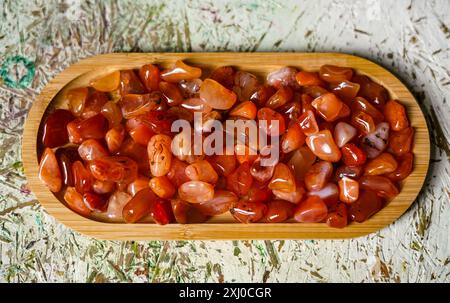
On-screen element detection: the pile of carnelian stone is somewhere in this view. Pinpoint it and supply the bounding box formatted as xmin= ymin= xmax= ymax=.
xmin=38 ymin=60 xmax=414 ymax=227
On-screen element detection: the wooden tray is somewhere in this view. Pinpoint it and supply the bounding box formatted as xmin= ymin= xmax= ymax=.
xmin=22 ymin=53 xmax=430 ymax=240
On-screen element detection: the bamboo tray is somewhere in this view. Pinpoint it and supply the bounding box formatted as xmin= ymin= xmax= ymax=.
xmin=22 ymin=53 xmax=430 ymax=240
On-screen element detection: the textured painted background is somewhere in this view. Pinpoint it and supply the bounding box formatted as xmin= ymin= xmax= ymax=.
xmin=0 ymin=0 xmax=449 ymax=282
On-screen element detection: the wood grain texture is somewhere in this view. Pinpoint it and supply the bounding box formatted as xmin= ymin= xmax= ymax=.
xmin=22 ymin=52 xmax=430 ymax=240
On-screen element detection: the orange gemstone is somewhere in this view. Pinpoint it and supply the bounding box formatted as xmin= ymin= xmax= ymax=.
xmin=200 ymin=79 xmax=237 ymax=110
xmin=90 ymin=71 xmax=120 ymax=92
xmin=39 ymin=148 xmax=62 ymax=193
xmin=384 ymin=100 xmax=409 ymax=131
xmin=338 ymin=177 xmax=359 ymax=203
xmin=311 ymin=93 xmax=344 ymax=122
xmin=319 ymin=65 xmax=353 ymax=83
xmin=364 ymin=152 xmax=398 ymax=175
xmin=149 ymin=176 xmax=176 ymax=198
xmin=161 ymin=60 xmax=202 ymax=83
xmin=295 ymin=71 xmax=324 ymax=86
xmin=178 ymin=181 xmax=215 ymax=203
xmin=304 ymin=161 xmax=333 ymax=191
xmin=268 ymin=163 xmax=296 ymax=192
xmin=306 ymin=129 xmax=341 ymax=162
xmin=64 ymin=187 xmax=91 ymax=216
xmin=389 ymin=127 xmax=414 ymax=156
xmin=185 ymin=160 xmax=219 ymax=184
xmin=294 ymin=196 xmax=328 ymax=223
xmin=229 ymin=101 xmax=257 ymax=119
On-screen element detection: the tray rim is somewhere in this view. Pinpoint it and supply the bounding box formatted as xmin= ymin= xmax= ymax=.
xmin=21 ymin=52 xmax=431 ymax=240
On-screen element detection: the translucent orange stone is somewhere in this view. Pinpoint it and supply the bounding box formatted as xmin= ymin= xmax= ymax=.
xmin=181 ymin=98 xmax=212 ymax=113
xmin=90 ymin=71 xmax=120 ymax=92
xmin=334 ymin=122 xmax=357 ymax=148
xmin=294 ymin=196 xmax=328 ymax=223
xmin=351 ymin=97 xmax=384 ymax=123
xmin=116 ymin=138 xmax=150 ymax=176
xmin=311 ymin=93 xmax=344 ymax=122
xmin=149 ymin=175 xmax=176 ymax=199
xmin=101 ymin=101 xmax=123 ymax=127
xmin=307 ymin=183 xmax=339 ymax=207
xmin=42 ymin=109 xmax=75 ymax=148
xmin=334 ymin=165 xmax=363 ymax=181
xmin=120 ymin=92 xmax=161 ymax=118
xmin=305 ymin=129 xmax=341 ymax=162
xmin=200 ymin=79 xmax=237 ymax=110
xmin=166 ymin=158 xmax=190 ymax=187
xmin=330 ymin=80 xmax=360 ymax=103
xmin=72 ymin=114 xmax=109 ymax=141
xmin=364 ymin=152 xmax=398 ymax=175
xmin=210 ymin=66 xmax=235 ymax=89
xmin=319 ymin=65 xmax=353 ymax=83
xmin=39 ymin=148 xmax=62 ymax=193
xmin=326 ymin=203 xmax=348 ymax=228
xmin=64 ymin=187 xmax=91 ymax=216
xmin=352 ymin=75 xmax=388 ymax=108
xmin=81 ymin=91 xmax=108 ymax=119
xmin=250 ymin=85 xmax=276 ymax=108
xmin=338 ymin=177 xmax=359 ymax=203
xmin=386 ymin=152 xmax=413 ymax=181
xmin=89 ymin=156 xmax=138 ymax=183
xmin=55 ymin=147 xmax=80 ymax=187
xmin=233 ymin=71 xmax=260 ymax=102
xmin=268 ymin=163 xmax=296 ymax=192
xmin=129 ymin=124 xmax=155 ymax=146
xmin=384 ymin=100 xmax=409 ymax=131
xmin=171 ymin=198 xmax=209 ymax=224
xmin=272 ymin=181 xmax=306 ymax=204
xmin=262 ymin=200 xmax=296 ymax=223
xmin=119 ymin=70 xmax=146 ymax=95
xmin=281 ymin=123 xmax=306 ymax=153
xmin=351 ymin=111 xmax=376 ymax=134
xmin=66 ymin=87 xmax=89 ymax=117
xmin=72 ymin=160 xmax=93 ymax=194
xmin=266 ymin=86 xmax=293 ymax=109
xmin=230 ymin=200 xmax=267 ymax=223
xmin=185 ymin=160 xmax=219 ymax=184
xmin=209 ymin=154 xmax=237 ymax=177
xmin=341 ymin=143 xmax=367 ymax=166
xmin=266 ymin=67 xmax=298 ymax=88
xmin=178 ymin=181 xmax=215 ymax=203
xmin=92 ymin=179 xmax=115 ymax=195
xmin=247 ymin=181 xmax=272 ymax=203
xmin=78 ymin=139 xmax=109 ymax=161
xmin=234 ymin=144 xmax=258 ymax=165
xmin=250 ymin=154 xmax=277 ymax=183
xmin=304 ymin=161 xmax=333 ymax=191
xmin=106 ymin=191 xmax=132 ymax=220
xmin=301 ymin=94 xmax=314 ymax=113
xmin=287 ymin=146 xmax=316 ymax=181
xmin=82 ymin=192 xmax=108 ymax=212
xmin=295 ymin=71 xmax=324 ymax=86
xmin=226 ymin=161 xmax=253 ymax=196
xmin=229 ymin=101 xmax=257 ymax=119
xmin=122 ymin=188 xmax=157 ymax=223
xmin=159 ymin=81 xmax=183 ymax=106
xmin=297 ymin=110 xmax=319 ymax=136
xmin=389 ymin=127 xmax=414 ymax=156
xmin=161 ymin=60 xmax=202 ymax=83
xmin=278 ymin=101 xmax=302 ymax=126
xmin=139 ymin=64 xmax=160 ymax=92
xmin=257 ymin=107 xmax=286 ymax=136
xmin=348 ymin=190 xmax=383 ymax=222
xmin=194 ymin=190 xmax=238 ymax=216
xmin=105 ymin=125 xmax=125 ymax=153
xmin=127 ymin=175 xmax=150 ymax=196
xmin=359 ymin=175 xmax=399 ymax=199
xmin=147 ymin=134 xmax=172 ymax=177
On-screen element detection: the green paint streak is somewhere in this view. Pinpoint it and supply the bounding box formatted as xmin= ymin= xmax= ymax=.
xmin=0 ymin=55 xmax=35 ymax=89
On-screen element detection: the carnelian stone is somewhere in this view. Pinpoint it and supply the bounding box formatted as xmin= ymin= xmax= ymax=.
xmin=90 ymin=71 xmax=120 ymax=92
xmin=306 ymin=130 xmax=341 ymax=162
xmin=262 ymin=200 xmax=295 ymax=223
xmin=64 ymin=187 xmax=91 ymax=216
xmin=39 ymin=148 xmax=62 ymax=193
xmin=226 ymin=162 xmax=253 ymax=196
xmin=72 ymin=160 xmax=93 ymax=194
xmin=348 ymin=190 xmax=383 ymax=222
xmin=341 ymin=143 xmax=367 ymax=166
xmin=326 ymin=203 xmax=348 ymax=228
xmin=122 ymin=188 xmax=157 ymax=223
xmin=230 ymin=200 xmax=267 ymax=223
xmin=161 ymin=60 xmax=202 ymax=83
xmin=78 ymin=139 xmax=109 ymax=161
xmin=178 ymin=181 xmax=215 ymax=203
xmin=384 ymin=100 xmax=409 ymax=131
xmin=338 ymin=177 xmax=359 ymax=203
xmin=268 ymin=163 xmax=296 ymax=192
xmin=171 ymin=198 xmax=209 ymax=224
xmin=89 ymin=156 xmax=138 ymax=183
xmin=389 ymin=127 xmax=414 ymax=156
xmin=42 ymin=109 xmax=75 ymax=148
xmin=194 ymin=190 xmax=238 ymax=216
xmin=311 ymin=93 xmax=344 ymax=122
xmin=200 ymin=79 xmax=237 ymax=110
xmin=386 ymin=152 xmax=413 ymax=181
xmin=319 ymin=65 xmax=353 ymax=83
xmin=364 ymin=152 xmax=398 ymax=175
xmin=139 ymin=64 xmax=160 ymax=92
xmin=294 ymin=196 xmax=328 ymax=223
xmin=304 ymin=161 xmax=333 ymax=191
xmin=359 ymin=175 xmax=399 ymax=199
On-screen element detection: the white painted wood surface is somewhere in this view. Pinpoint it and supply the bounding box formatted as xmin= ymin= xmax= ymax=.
xmin=0 ymin=0 xmax=449 ymax=282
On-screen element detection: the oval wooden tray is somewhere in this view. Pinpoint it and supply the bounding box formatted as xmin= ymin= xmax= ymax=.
xmin=22 ymin=53 xmax=430 ymax=240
